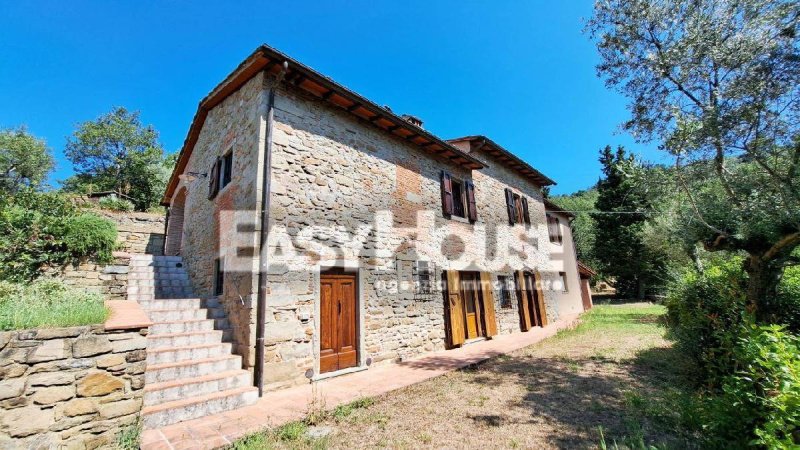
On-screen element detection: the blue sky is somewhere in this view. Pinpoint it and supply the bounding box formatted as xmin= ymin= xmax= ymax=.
xmin=0 ymin=1 xmax=663 ymax=195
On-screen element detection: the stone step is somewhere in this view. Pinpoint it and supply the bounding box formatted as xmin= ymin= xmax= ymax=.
xmin=145 ymin=355 xmax=243 ymax=383
xmin=128 ymin=270 xmax=189 ymax=281
xmin=147 ymin=307 xmax=225 ymax=322
xmin=147 ymin=330 xmax=226 ymax=349
xmin=143 ymin=370 xmax=252 ymax=406
xmin=138 ymin=298 xmax=217 ymax=310
xmin=129 ymin=266 xmax=187 ymax=273
xmin=149 ymin=318 xmax=229 ymax=335
xmin=128 ymin=279 xmax=192 ymax=287
xmin=129 ymin=292 xmax=195 ymax=302
xmin=141 ymin=386 xmax=258 ymax=429
xmin=146 ymin=343 xmax=234 ymax=365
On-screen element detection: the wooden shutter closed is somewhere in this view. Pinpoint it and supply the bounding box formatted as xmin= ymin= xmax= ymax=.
xmin=208 ymin=158 xmax=221 ymax=200
xmin=479 ymin=272 xmax=498 ymax=337
xmin=445 ymin=270 xmax=465 ymax=347
xmin=522 ymin=197 xmax=531 ymax=224
xmin=504 ymin=188 xmax=516 ymax=225
xmin=466 ymin=181 xmax=477 ymax=223
xmin=515 ymin=270 xmax=532 ymax=331
xmin=441 ymin=171 xmax=453 ymax=217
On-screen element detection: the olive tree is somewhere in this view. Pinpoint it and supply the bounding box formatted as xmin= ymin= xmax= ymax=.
xmin=588 ymin=0 xmax=800 ymax=320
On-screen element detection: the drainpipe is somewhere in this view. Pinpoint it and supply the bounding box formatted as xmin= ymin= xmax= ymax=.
xmin=254 ymin=61 xmax=289 ymax=396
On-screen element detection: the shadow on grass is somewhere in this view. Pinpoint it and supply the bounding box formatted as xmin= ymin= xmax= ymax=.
xmin=450 ymin=334 xmax=698 ymax=448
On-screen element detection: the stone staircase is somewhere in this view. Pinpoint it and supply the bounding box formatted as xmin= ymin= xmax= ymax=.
xmin=128 ymin=255 xmax=258 ymax=429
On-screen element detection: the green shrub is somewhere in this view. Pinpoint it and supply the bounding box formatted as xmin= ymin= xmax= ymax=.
xmin=771 ymin=265 xmax=800 ymax=333
xmin=0 ymin=190 xmax=118 ymax=281
xmin=665 ymin=257 xmax=749 ymax=385
xmin=0 ymin=279 xmax=108 ymax=330
xmin=62 ymin=214 xmax=117 ymax=263
xmin=97 ymin=196 xmax=134 ymax=212
xmin=700 ymin=325 xmax=800 ymax=449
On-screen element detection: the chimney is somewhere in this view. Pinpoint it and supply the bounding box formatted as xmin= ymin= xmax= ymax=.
xmin=401 ymin=114 xmax=423 ymax=128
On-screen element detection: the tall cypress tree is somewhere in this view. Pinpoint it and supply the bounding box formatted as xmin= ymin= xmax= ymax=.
xmin=593 ymin=145 xmax=655 ymax=298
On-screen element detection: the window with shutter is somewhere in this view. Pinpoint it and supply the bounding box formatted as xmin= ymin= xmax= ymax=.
xmin=451 ymin=179 xmax=465 ymax=218
xmin=547 ymin=214 xmax=563 ymax=244
xmin=440 ymin=171 xmax=453 ymax=216
xmin=465 ymin=181 xmax=477 ymax=223
xmin=514 ymin=194 xmax=524 ymax=223
xmin=522 ymin=197 xmax=531 ymax=224
xmin=504 ymin=188 xmax=516 ymax=225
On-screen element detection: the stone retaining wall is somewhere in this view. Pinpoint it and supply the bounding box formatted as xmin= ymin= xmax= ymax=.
xmin=0 ymin=321 xmax=148 ymax=449
xmin=96 ymin=210 xmax=166 ymax=256
xmin=52 ymin=210 xmax=166 ymax=301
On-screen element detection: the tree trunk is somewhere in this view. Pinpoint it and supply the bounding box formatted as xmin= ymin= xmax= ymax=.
xmin=743 ymin=254 xmax=781 ymax=322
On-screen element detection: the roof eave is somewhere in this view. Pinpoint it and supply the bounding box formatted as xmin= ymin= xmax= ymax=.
xmin=162 ymin=45 xmax=486 ymax=205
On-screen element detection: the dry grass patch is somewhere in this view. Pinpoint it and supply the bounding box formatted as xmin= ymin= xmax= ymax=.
xmin=232 ymin=303 xmax=698 ymax=449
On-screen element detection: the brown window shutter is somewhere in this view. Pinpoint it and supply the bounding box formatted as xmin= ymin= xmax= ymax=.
xmin=445 ymin=270 xmax=465 ymax=347
xmin=208 ymin=158 xmax=221 ymax=200
xmin=522 ymin=197 xmax=531 ymax=224
xmin=479 ymin=272 xmax=498 ymax=337
xmin=466 ymin=181 xmax=477 ymax=223
xmin=515 ymin=271 xmax=532 ymax=331
xmin=504 ymin=188 xmax=516 ymax=225
xmin=441 ymin=171 xmax=453 ymax=217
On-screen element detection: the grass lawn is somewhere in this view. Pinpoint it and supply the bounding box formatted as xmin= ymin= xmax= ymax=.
xmin=232 ymin=303 xmax=698 ymax=449
xmin=0 ymin=279 xmax=109 ymax=331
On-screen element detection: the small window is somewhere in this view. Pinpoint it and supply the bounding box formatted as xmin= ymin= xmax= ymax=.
xmin=441 ymin=172 xmax=476 ymax=222
xmin=214 ymin=258 xmax=224 ymax=296
xmin=547 ymin=214 xmax=563 ymax=244
xmin=558 ymin=272 xmax=568 ymax=293
xmin=221 ymin=151 xmax=233 ymax=189
xmin=451 ymin=179 xmax=465 ymax=218
xmin=415 ymin=261 xmax=433 ymax=294
xmin=497 ymin=275 xmax=513 ymax=309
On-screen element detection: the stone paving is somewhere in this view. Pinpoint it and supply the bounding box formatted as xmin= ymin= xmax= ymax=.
xmin=140 ymin=313 xmax=580 ymax=450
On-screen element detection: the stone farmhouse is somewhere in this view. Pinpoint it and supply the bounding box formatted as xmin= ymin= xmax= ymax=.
xmin=139 ymin=44 xmax=590 ymax=427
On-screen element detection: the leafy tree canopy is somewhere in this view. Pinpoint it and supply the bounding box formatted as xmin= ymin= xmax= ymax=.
xmin=63 ymin=107 xmax=173 ymax=211
xmin=588 ymin=0 xmax=800 ymax=315
xmin=0 ymin=127 xmax=53 ymax=193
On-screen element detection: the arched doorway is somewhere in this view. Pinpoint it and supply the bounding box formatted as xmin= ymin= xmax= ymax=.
xmin=164 ymin=187 xmax=187 ymax=256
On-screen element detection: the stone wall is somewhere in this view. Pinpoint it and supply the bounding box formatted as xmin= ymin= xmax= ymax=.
xmin=56 ymin=254 xmax=131 ymax=301
xmin=0 ymin=323 xmax=148 ymax=449
xmin=170 ymin=71 xmax=265 ymax=367
xmin=254 ymin=80 xmax=580 ymax=388
xmin=51 ymin=211 xmax=166 ymax=301
xmin=168 ymin=70 xmax=585 ymax=390
xmin=96 ymin=210 xmax=166 ymax=256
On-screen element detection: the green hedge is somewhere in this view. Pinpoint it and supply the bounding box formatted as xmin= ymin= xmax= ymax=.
xmin=0 ymin=190 xmax=117 ymax=282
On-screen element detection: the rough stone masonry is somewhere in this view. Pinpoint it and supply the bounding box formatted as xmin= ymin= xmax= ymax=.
xmin=0 ymin=324 xmax=148 ymax=449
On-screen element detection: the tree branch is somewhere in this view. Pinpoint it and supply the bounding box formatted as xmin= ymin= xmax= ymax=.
xmin=762 ymin=231 xmax=800 ymax=263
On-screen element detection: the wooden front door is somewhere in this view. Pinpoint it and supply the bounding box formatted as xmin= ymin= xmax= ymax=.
xmin=320 ymin=274 xmax=357 ymax=374
xmin=444 ymin=271 xmax=498 ymax=348
xmin=516 ymin=270 xmax=548 ymax=330
xmin=460 ymin=272 xmax=482 ymax=339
